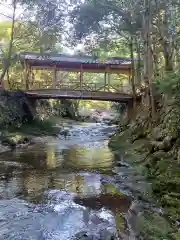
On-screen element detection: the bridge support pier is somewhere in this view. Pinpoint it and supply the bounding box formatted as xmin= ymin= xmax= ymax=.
xmin=126 ymin=100 xmax=135 ymax=120
xmin=27 ymin=98 xmax=37 ymax=119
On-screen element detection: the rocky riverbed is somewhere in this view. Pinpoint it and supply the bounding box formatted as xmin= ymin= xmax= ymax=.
xmin=0 ymin=118 xmax=175 ymax=239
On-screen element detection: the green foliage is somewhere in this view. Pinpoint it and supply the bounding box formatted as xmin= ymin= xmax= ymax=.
xmin=154 ymin=72 xmax=180 ymax=135
xmin=155 ymin=72 xmax=180 ymax=97
xmin=70 ymin=0 xmax=142 ymax=41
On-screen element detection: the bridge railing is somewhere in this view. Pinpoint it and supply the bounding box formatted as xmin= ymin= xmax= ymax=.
xmin=13 ymin=80 xmax=133 ymax=95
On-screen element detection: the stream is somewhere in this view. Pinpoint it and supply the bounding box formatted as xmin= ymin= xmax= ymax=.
xmin=0 ymin=121 xmax=152 ymax=239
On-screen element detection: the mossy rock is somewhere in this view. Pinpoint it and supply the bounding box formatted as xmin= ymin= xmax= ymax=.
xmin=116 ymin=213 xmax=126 ymax=232
xmin=171 ymin=232 xmax=180 ymax=240
xmin=152 ymin=150 xmax=169 ymax=160
xmin=0 ymin=134 xmax=29 ymax=147
xmin=131 ymin=131 xmax=147 ymax=143
xmin=150 ymin=127 xmax=168 ymax=141
xmin=147 ymin=139 xmax=173 ymax=152
xmin=145 ymin=151 xmax=168 ymax=169
xmin=161 ymin=193 xmax=180 ymax=208
xmin=165 ymin=206 xmax=180 ymax=223
xmin=135 ymin=211 xmax=174 ymax=240
xmin=152 ymin=176 xmax=180 ymax=197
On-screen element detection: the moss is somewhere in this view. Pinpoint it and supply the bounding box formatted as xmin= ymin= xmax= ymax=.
xmin=116 ymin=213 xmax=126 ymax=232
xmin=103 ymin=183 xmax=127 ymax=197
xmin=135 ymin=211 xmax=174 ymax=240
xmin=0 ymin=133 xmax=29 ymax=147
xmin=172 ymin=232 xmax=180 ymax=240
xmin=7 ymin=119 xmax=60 ymax=136
xmin=109 ymin=126 xmax=180 ymax=236
xmin=0 ymin=118 xmax=60 ymax=149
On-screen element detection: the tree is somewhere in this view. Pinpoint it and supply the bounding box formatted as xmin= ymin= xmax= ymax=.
xmin=0 ymin=0 xmax=68 ymax=87
xmin=69 ymin=0 xmax=180 ymax=118
xmin=0 ymin=0 xmax=17 ymax=84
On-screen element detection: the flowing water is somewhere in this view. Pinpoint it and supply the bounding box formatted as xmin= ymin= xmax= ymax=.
xmin=0 ymin=121 xmax=149 ymax=239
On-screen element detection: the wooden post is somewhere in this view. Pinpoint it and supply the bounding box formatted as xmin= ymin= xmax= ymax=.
xmin=80 ymin=65 xmax=83 ymax=90
xmin=58 ymin=71 xmax=62 ymax=89
xmin=53 ymin=66 xmax=57 ymax=89
xmin=25 ymin=61 xmax=30 ymax=90
xmin=32 ymin=69 xmax=35 ymax=89
xmin=129 ymin=69 xmax=131 ymax=85
xmin=106 ymin=66 xmax=111 ymax=92
xmin=21 ymin=60 xmax=25 ymax=89
xmin=29 ymin=66 xmax=32 ymax=89
xmin=108 ymin=73 xmax=111 ymax=92
xmin=104 ymin=72 xmax=107 ymax=91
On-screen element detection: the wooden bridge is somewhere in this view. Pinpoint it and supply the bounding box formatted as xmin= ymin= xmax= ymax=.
xmin=13 ymin=52 xmax=134 ymax=103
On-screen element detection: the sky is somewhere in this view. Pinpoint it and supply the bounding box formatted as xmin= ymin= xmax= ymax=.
xmin=0 ymin=1 xmax=23 ymax=21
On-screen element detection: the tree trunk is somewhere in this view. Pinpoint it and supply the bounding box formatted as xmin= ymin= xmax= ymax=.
xmin=157 ymin=2 xmax=174 ymax=72
xmin=129 ymin=36 xmax=136 ymax=107
xmin=144 ymin=0 xmax=156 ymax=118
xmin=0 ymin=0 xmax=16 ymax=84
xmin=135 ymin=37 xmax=142 ymax=86
xmin=6 ymin=69 xmax=11 ymax=89
xmin=164 ymin=53 xmax=173 ymax=71
xmin=151 ymin=39 xmax=159 ymax=77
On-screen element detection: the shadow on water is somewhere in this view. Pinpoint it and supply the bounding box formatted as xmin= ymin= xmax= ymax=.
xmin=0 ymin=122 xmax=133 ymax=239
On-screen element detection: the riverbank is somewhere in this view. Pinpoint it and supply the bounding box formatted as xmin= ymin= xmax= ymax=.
xmin=109 ymin=111 xmax=180 ymax=239
xmin=0 ymin=110 xmax=117 ymax=152
xmin=0 ymin=89 xmax=75 ymax=151
xmin=0 ymin=118 xmax=61 ymax=152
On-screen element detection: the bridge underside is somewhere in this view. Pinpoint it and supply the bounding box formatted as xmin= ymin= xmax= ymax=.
xmin=25 ymin=89 xmax=133 ymax=103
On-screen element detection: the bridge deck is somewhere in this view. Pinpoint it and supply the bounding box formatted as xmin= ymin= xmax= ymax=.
xmin=25 ymin=89 xmax=133 ymax=102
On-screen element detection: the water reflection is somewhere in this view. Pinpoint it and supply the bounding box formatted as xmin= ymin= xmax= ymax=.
xmin=0 ymin=122 xmax=132 ymax=239
xmin=62 ymin=144 xmax=114 ymax=170
xmin=0 ymin=139 xmax=119 ymax=201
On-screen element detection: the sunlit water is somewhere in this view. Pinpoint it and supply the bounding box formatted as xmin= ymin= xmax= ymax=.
xmin=0 ymin=122 xmax=135 ymax=239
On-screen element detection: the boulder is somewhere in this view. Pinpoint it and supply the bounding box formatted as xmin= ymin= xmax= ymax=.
xmin=30 ymin=137 xmax=47 ymax=144
xmin=151 ymin=127 xmax=167 ymax=141
xmin=155 ymin=141 xmax=166 ymax=151
xmin=0 ymin=142 xmax=10 ymax=153
xmin=151 ymin=150 xmax=168 ymax=161
xmin=143 ymin=141 xmax=155 ymax=153
xmin=59 ymin=128 xmax=70 ymax=137
xmin=74 ymin=230 xmax=116 ymax=240
xmin=147 ymin=137 xmax=173 ymax=152
xmin=162 ymin=136 xmax=173 ymax=150
xmin=1 ymin=134 xmax=29 ymax=147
